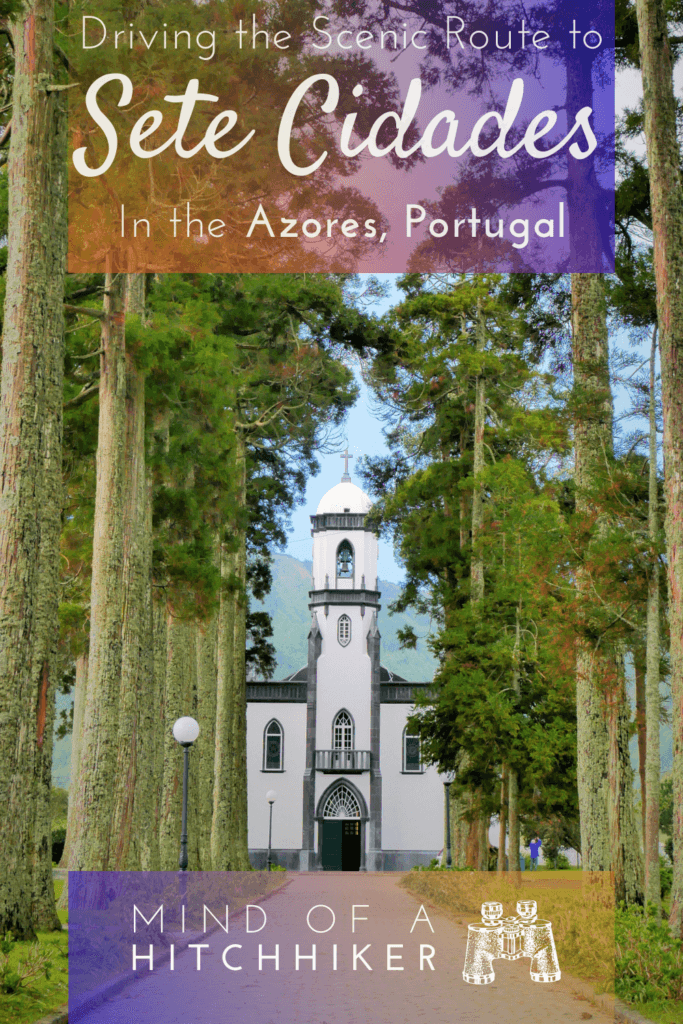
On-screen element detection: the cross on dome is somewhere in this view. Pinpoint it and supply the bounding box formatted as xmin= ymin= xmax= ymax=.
xmin=340 ymin=447 xmax=353 ymax=481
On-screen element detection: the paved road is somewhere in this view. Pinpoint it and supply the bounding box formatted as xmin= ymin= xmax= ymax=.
xmin=75 ymin=873 xmax=613 ymax=1024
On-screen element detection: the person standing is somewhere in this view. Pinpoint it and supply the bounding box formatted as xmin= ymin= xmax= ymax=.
xmin=529 ymin=837 xmax=542 ymax=870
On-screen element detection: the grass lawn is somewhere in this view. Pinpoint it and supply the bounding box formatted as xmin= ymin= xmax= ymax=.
xmin=631 ymin=1002 xmax=683 ymax=1024
xmin=401 ymin=870 xmax=683 ymax=1024
xmin=0 ymin=921 xmax=67 ymax=1024
xmin=53 ymin=881 xmax=67 ymax=927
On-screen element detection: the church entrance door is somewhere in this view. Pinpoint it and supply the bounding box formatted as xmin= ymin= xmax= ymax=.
xmin=321 ymin=820 xmax=361 ymax=870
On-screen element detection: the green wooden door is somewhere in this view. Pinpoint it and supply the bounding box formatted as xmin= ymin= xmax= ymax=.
xmin=321 ymin=820 xmax=343 ymax=870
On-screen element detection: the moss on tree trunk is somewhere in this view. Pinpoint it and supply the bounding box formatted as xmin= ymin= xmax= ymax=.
xmin=211 ymin=435 xmax=251 ymax=870
xmin=572 ymin=274 xmax=642 ymax=899
xmin=159 ymin=613 xmax=197 ymax=870
xmin=110 ymin=274 xmax=158 ymax=870
xmin=645 ymin=330 xmax=662 ymax=915
xmin=70 ymin=274 xmax=127 ymax=871
xmin=572 ymin=274 xmax=613 ymax=873
xmin=196 ymin=617 xmax=217 ymax=869
xmin=608 ymin=652 xmax=645 ymax=905
xmin=0 ymin=0 xmax=66 ymax=938
xmin=634 ymin=0 xmax=683 ymax=935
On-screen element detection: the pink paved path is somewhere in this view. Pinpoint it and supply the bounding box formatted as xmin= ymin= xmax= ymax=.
xmin=88 ymin=873 xmax=613 ymax=1024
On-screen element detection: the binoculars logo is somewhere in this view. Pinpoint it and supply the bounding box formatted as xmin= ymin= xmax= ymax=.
xmin=463 ymin=900 xmax=561 ymax=985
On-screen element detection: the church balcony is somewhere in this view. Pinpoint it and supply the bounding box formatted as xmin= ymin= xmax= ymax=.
xmin=308 ymin=588 xmax=381 ymax=614
xmin=315 ymin=749 xmax=371 ymax=773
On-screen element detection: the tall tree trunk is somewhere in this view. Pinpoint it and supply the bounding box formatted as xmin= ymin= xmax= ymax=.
xmin=634 ymin=648 xmax=647 ymax=838
xmin=479 ymin=810 xmax=489 ymax=871
xmin=497 ymin=767 xmax=507 ymax=874
xmin=212 ymin=435 xmax=251 ymax=869
xmin=634 ymin=0 xmax=683 ymax=936
xmin=508 ymin=767 xmax=520 ymax=873
xmin=572 ymin=275 xmax=642 ymax=897
xmin=32 ymin=84 xmax=67 ymax=932
xmin=32 ymin=681 xmax=61 ymax=932
xmin=645 ymin=328 xmax=662 ymax=914
xmin=0 ymin=0 xmax=66 ymax=938
xmin=132 ymin=466 xmax=159 ymax=869
xmin=196 ymin=616 xmax=217 ymax=869
xmin=465 ymin=812 xmax=483 ymax=869
xmin=186 ymin=620 xmax=201 ymax=872
xmin=470 ymin=301 xmax=486 ymax=606
xmin=69 ymin=273 xmax=127 ymax=871
xmin=572 ymin=273 xmax=612 ymax=873
xmin=153 ymin=601 xmax=168 ymax=856
xmin=158 ymin=613 xmax=197 ymax=869
xmin=109 ymin=274 xmax=157 ymax=869
xmin=462 ymin=303 xmax=489 ymax=870
xmin=211 ymin=540 xmax=237 ymax=868
xmin=508 ymin=603 xmax=522 ymax=874
xmin=450 ymin=782 xmax=471 ymax=868
xmin=608 ymin=652 xmax=645 ymax=905
xmin=230 ymin=443 xmax=251 ymax=868
xmin=151 ymin=410 xmax=171 ymax=859
xmin=57 ymin=655 xmax=87 ymax=909
xmin=59 ymin=654 xmax=88 ymax=872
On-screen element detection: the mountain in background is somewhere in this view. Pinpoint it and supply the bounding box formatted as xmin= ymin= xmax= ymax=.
xmin=51 ymin=551 xmax=672 ymax=788
xmin=252 ymin=552 xmax=437 ymax=681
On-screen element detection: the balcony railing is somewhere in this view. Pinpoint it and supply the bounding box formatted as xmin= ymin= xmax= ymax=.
xmin=315 ymin=749 xmax=371 ymax=773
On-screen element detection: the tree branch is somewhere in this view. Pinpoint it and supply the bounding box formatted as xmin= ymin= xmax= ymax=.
xmin=64 ymin=383 xmax=100 ymax=408
xmin=64 ymin=304 xmax=106 ymax=320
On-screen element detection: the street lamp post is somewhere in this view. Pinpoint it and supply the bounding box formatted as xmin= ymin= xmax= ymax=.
xmin=266 ymin=790 xmax=277 ymax=871
xmin=443 ymin=772 xmax=455 ymax=869
xmin=173 ymin=716 xmax=200 ymax=871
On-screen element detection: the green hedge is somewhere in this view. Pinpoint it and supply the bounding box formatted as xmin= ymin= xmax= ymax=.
xmin=51 ymin=826 xmax=66 ymax=865
xmin=616 ymin=904 xmax=683 ymax=1004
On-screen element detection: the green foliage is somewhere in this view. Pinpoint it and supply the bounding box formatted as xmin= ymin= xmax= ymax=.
xmin=0 ymin=931 xmax=68 ymax=1023
xmin=615 ymin=905 xmax=683 ymax=1004
xmin=49 ymin=788 xmax=68 ymax=826
xmin=0 ymin=935 xmax=52 ymax=995
xmin=522 ymin=816 xmax=581 ymax=864
xmin=660 ymin=777 xmax=673 ymax=837
xmin=246 ymin=611 xmax=276 ymax=680
xmin=359 ymin=274 xmax=579 ymax=826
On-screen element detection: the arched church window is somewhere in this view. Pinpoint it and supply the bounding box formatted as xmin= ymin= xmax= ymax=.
xmin=336 ymin=540 xmax=354 ymax=579
xmin=337 ymin=614 xmax=351 ymax=647
xmin=263 ymin=719 xmax=283 ymax=771
xmin=333 ymin=710 xmax=354 ymax=750
xmin=323 ymin=784 xmax=361 ymax=818
xmin=403 ymin=726 xmax=422 ymax=773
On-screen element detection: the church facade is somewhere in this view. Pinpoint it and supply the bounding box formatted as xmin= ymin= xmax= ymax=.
xmin=245 ymin=468 xmax=444 ymax=871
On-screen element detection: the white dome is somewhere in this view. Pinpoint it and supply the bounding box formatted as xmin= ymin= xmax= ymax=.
xmin=316 ymin=480 xmax=372 ymax=515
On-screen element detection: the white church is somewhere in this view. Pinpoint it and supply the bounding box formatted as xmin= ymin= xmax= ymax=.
xmin=246 ymin=461 xmax=444 ymax=871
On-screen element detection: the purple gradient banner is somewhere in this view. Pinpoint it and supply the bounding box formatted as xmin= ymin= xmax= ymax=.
xmin=68 ymin=872 xmax=615 ymax=1024
xmin=68 ymin=0 xmax=614 ymax=273
xmin=69 ymin=871 xmax=445 ymax=1024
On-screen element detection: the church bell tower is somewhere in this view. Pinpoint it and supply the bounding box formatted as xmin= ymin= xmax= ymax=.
xmin=300 ymin=452 xmax=383 ymax=871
